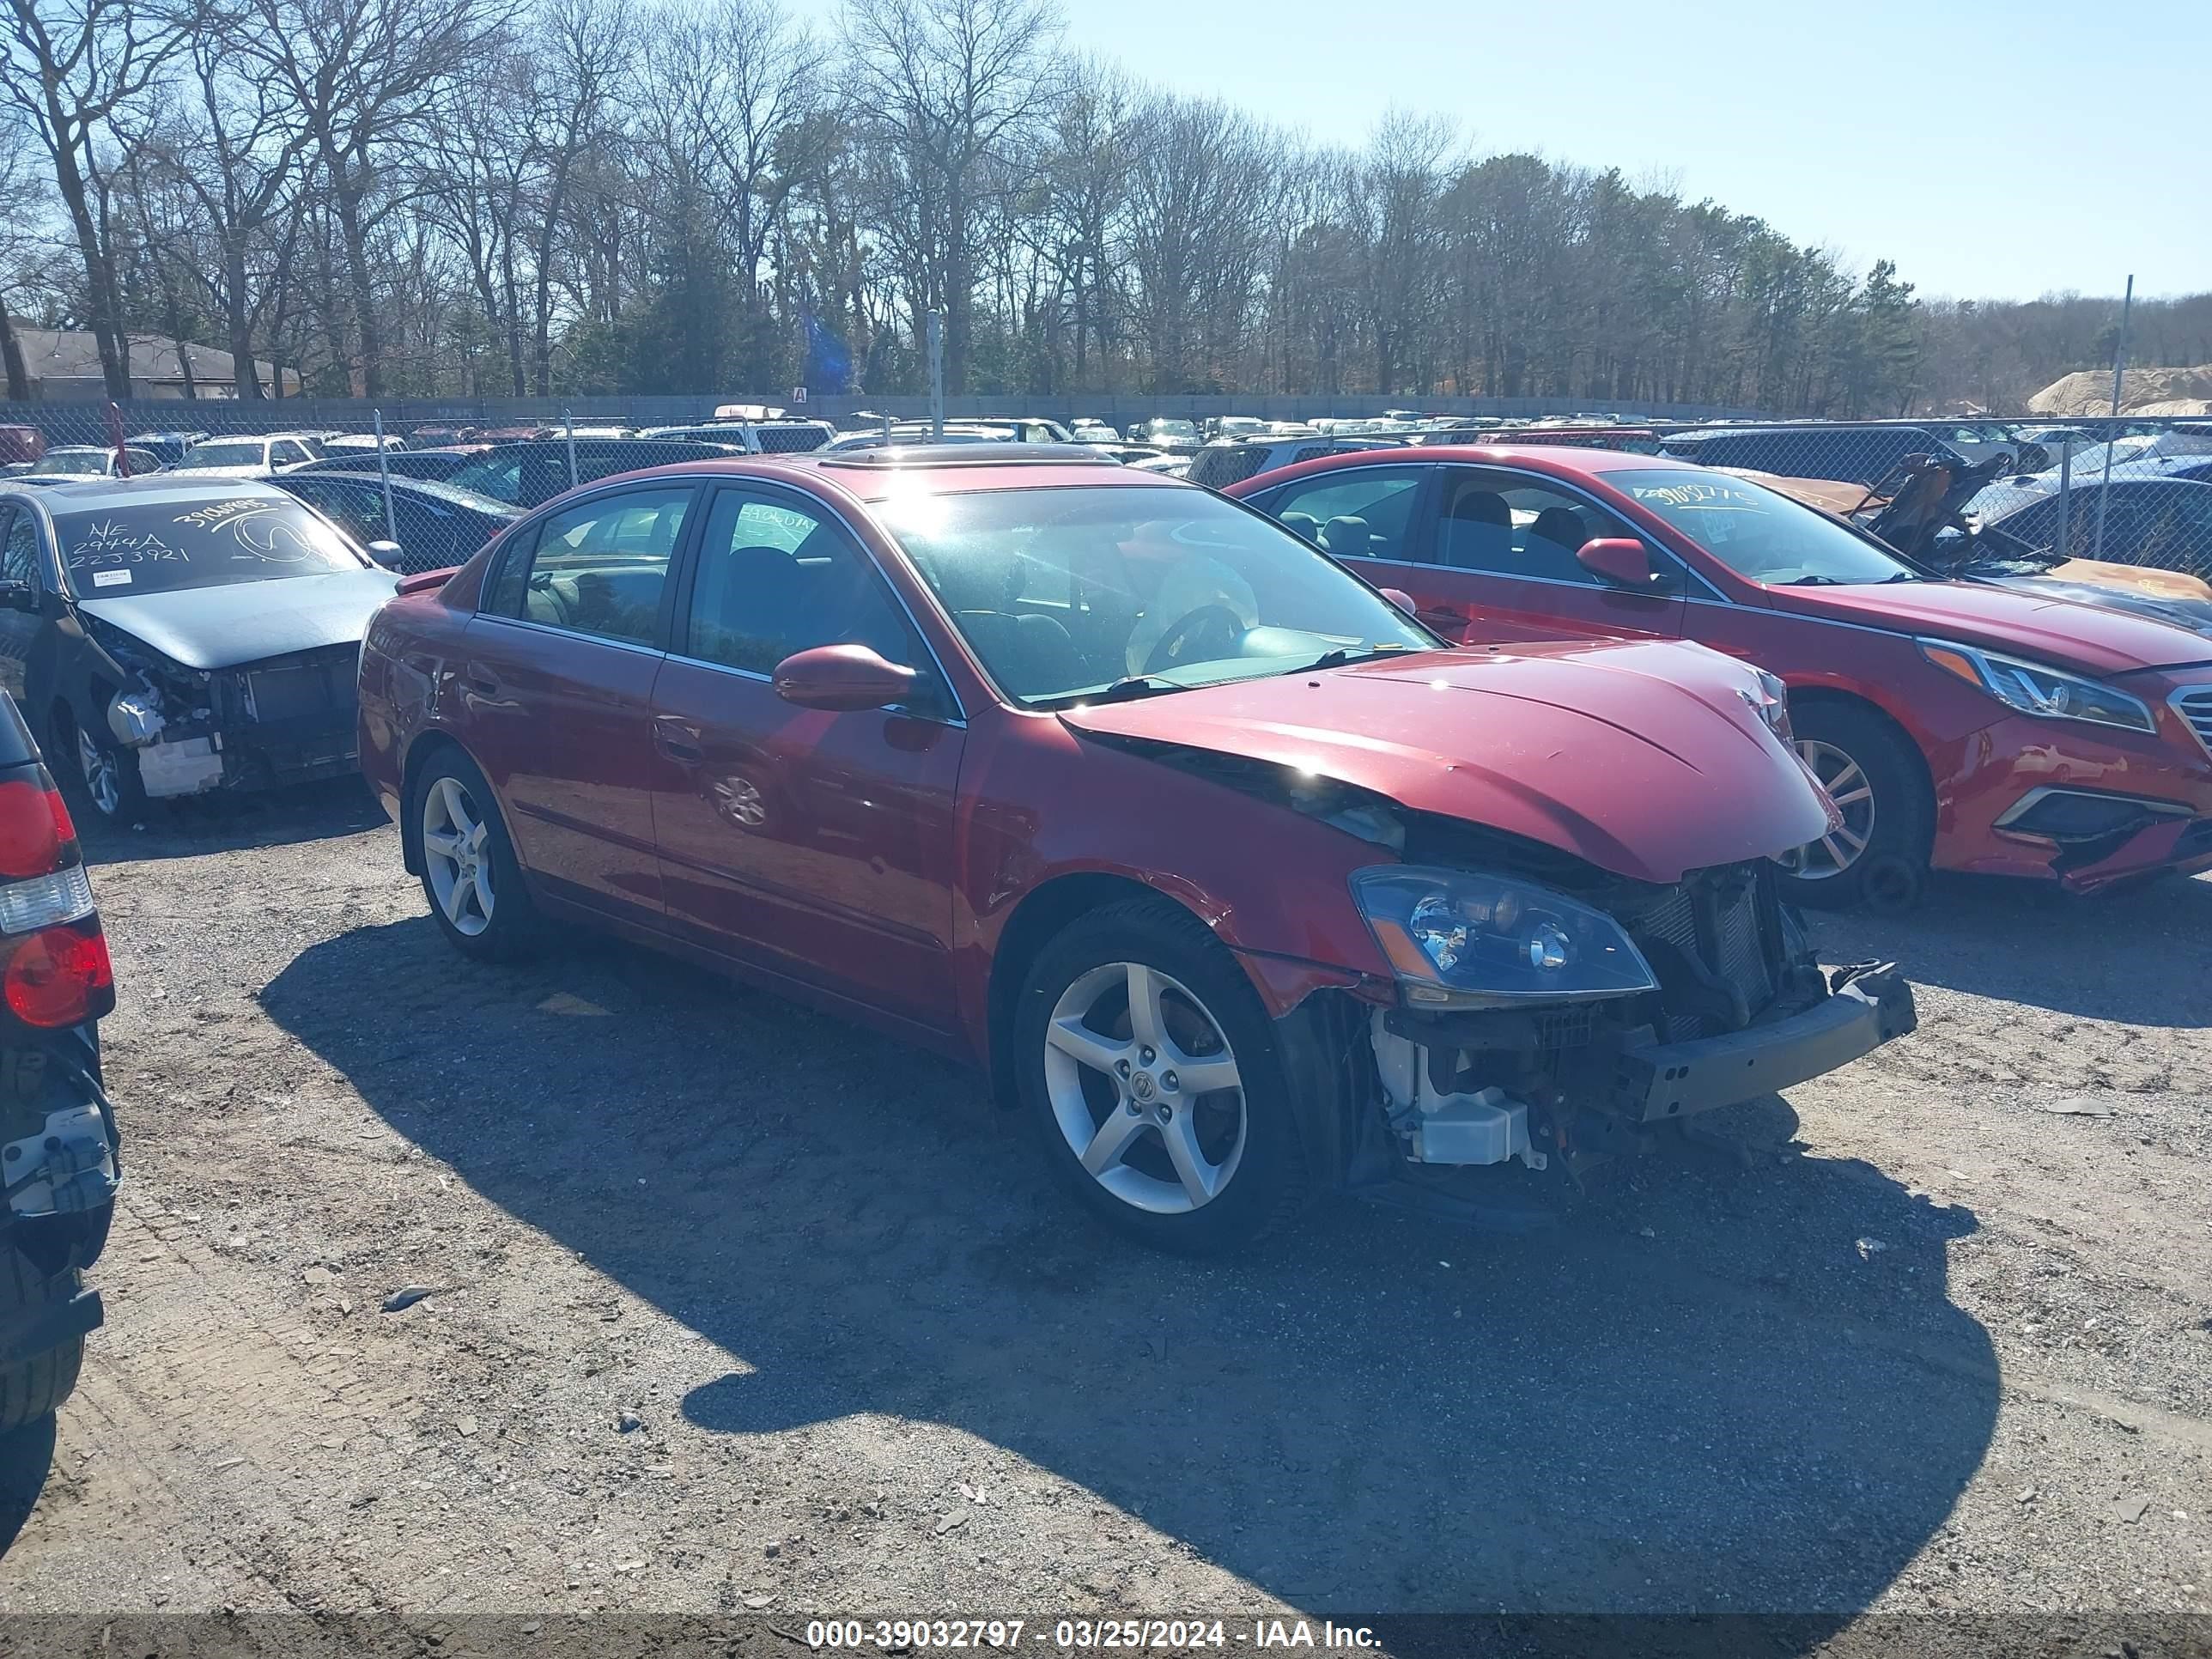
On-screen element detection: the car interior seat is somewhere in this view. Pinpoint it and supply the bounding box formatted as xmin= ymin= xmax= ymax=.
xmin=1438 ymin=490 xmax=1512 ymax=569
xmin=1278 ymin=510 xmax=1322 ymax=544
xmin=924 ymin=548 xmax=1079 ymax=699
xmin=1525 ymin=505 xmax=1590 ymax=580
xmin=1320 ymin=515 xmax=1371 ymax=558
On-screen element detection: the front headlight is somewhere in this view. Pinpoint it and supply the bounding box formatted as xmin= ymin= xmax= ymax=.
xmin=1917 ymin=638 xmax=2154 ymax=733
xmin=1351 ymin=867 xmax=1659 ymax=1006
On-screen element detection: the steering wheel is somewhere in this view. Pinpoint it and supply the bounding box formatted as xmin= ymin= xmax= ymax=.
xmin=1143 ymin=605 xmax=1246 ymax=675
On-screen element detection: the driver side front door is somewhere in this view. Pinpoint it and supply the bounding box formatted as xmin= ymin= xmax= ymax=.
xmin=648 ymin=483 xmax=967 ymax=1036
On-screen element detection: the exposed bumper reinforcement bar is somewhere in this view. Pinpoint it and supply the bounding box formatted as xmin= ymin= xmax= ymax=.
xmin=1610 ymin=969 xmax=1917 ymax=1123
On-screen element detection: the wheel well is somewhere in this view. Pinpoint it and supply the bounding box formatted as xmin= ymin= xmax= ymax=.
xmin=396 ymin=730 xmax=465 ymax=878
xmin=1787 ymin=687 xmax=1938 ymax=832
xmin=982 ymin=872 xmax=1178 ymax=1109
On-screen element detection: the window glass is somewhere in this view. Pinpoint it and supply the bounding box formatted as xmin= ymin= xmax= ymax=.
xmin=878 ymin=486 xmax=1433 ymax=707
xmin=1264 ymin=466 xmax=1426 ymax=562
xmin=0 ymin=509 xmax=36 ymax=587
xmin=687 ymin=491 xmax=919 ymax=678
xmin=1431 ymin=469 xmax=1640 ymax=584
xmin=449 ymin=450 xmax=526 ymax=503
xmin=499 ymin=487 xmax=690 ymax=645
xmin=294 ymin=480 xmax=386 ymax=543
xmin=175 ymin=440 xmax=270 ymax=470
xmin=1612 ymin=469 xmax=1915 ymax=586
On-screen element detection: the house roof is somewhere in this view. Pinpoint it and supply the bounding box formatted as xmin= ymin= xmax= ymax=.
xmin=7 ymin=324 xmax=284 ymax=388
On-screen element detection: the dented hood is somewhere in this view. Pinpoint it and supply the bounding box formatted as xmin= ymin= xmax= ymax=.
xmin=1060 ymin=641 xmax=1836 ymax=885
xmin=76 ymin=568 xmax=402 ymax=671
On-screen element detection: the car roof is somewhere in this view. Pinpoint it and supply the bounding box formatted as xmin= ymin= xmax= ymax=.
xmin=558 ymin=450 xmax=1184 ymax=505
xmin=6 ymin=476 xmax=293 ymax=511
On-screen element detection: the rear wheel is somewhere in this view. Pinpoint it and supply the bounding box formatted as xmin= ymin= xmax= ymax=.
xmin=0 ymin=1243 xmax=85 ymax=1433
xmin=1012 ymin=898 xmax=1311 ymax=1254
xmin=1775 ymin=703 xmax=1930 ymax=913
xmin=410 ymin=749 xmax=539 ymax=960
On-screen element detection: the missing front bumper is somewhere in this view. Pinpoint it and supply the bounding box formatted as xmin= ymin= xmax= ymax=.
xmin=1608 ymin=969 xmax=1917 ymax=1123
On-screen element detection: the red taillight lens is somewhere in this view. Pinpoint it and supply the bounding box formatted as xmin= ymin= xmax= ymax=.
xmin=0 ymin=778 xmax=66 ymax=878
xmin=3 ymin=921 xmax=115 ymax=1028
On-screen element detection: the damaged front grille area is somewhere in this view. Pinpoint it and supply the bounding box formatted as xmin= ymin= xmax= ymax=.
xmin=240 ymin=645 xmax=359 ymax=725
xmin=1614 ymin=861 xmax=1784 ymax=1039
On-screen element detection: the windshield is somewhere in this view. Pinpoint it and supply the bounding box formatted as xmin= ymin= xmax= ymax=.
xmin=29 ymin=449 xmax=114 ymax=476
xmin=1614 ymin=469 xmax=1916 ymax=586
xmin=176 ymin=440 xmax=268 ymax=470
xmin=1146 ymin=421 xmax=1199 ymax=440
xmin=877 ymin=484 xmax=1436 ymax=707
xmin=53 ymin=496 xmax=367 ymax=597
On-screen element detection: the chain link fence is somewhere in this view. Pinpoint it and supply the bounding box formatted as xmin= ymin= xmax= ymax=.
xmin=0 ymin=404 xmax=840 ymax=574
xmin=6 ymin=402 xmax=2212 ymax=582
xmin=1649 ymin=416 xmax=2212 ymax=588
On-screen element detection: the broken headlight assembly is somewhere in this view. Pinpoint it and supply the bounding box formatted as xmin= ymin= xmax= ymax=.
xmin=80 ymin=617 xmax=210 ymax=746
xmin=1351 ymin=866 xmax=1659 ymax=1008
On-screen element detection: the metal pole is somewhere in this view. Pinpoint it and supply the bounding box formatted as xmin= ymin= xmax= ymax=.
xmin=2056 ymin=441 xmax=2070 ymax=560
xmin=925 ymin=310 xmax=945 ymax=441
xmin=564 ymin=407 xmax=578 ymax=489
xmin=106 ymin=402 xmax=131 ymax=478
xmin=2090 ymin=274 xmax=2133 ymax=564
xmin=374 ymin=409 xmax=398 ymax=552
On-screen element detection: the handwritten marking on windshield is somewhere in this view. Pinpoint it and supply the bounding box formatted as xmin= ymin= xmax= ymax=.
xmin=67 ymin=520 xmax=191 ymax=566
xmin=1632 ymin=482 xmax=1763 ymax=512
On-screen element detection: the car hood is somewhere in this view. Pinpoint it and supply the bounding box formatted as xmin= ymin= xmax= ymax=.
xmin=1989 ymin=573 xmax=2212 ymax=640
xmin=76 ymin=568 xmax=402 ymax=670
xmin=1060 ymin=641 xmax=1835 ymax=885
xmin=1764 ymin=580 xmax=2212 ymax=676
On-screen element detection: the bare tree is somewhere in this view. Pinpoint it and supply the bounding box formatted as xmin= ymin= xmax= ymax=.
xmin=2 ymin=0 xmax=179 ymax=397
xmin=224 ymin=0 xmax=507 ymax=396
xmin=844 ymin=0 xmax=1060 ymax=393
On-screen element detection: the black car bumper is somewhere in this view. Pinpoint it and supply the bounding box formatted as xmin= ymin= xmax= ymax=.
xmin=1609 ymin=969 xmax=1917 ymax=1123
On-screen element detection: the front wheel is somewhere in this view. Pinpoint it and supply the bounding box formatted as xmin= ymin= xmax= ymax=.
xmin=1012 ymin=898 xmax=1312 ymax=1254
xmin=410 ymin=749 xmax=539 ymax=960
xmin=55 ymin=705 xmax=147 ymax=826
xmin=1774 ymin=703 xmax=1931 ymax=914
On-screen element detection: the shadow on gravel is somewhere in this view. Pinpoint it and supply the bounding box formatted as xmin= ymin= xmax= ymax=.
xmin=1812 ymin=869 xmax=2212 ymax=1026
xmin=264 ymin=915 xmax=1999 ymax=1625
xmin=0 ymin=1416 xmax=56 ymax=1557
xmin=75 ymin=777 xmax=385 ymax=867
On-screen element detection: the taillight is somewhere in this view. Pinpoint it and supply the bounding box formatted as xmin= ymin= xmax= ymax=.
xmin=3 ymin=919 xmax=114 ymax=1027
xmin=0 ymin=775 xmax=75 ymax=878
xmin=0 ymin=764 xmax=112 ymax=1028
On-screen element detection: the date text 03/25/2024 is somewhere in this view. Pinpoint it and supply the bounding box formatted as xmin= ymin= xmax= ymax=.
xmin=803 ymin=1620 xmax=1382 ymax=1651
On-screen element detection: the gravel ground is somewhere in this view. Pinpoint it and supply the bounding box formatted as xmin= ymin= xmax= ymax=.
xmin=0 ymin=786 xmax=2208 ymax=1650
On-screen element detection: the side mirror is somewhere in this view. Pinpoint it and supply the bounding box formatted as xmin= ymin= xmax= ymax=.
xmin=0 ymin=580 xmax=34 ymax=613
xmin=1576 ymin=537 xmax=1661 ymax=589
xmin=365 ymin=539 xmax=405 ymax=569
xmin=1378 ymin=586 xmax=1419 ymax=617
xmin=772 ymin=643 xmax=920 ymax=712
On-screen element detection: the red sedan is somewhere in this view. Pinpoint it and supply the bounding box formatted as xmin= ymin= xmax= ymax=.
xmin=359 ymin=448 xmax=1913 ymax=1249
xmin=1229 ymin=447 xmax=2212 ymax=909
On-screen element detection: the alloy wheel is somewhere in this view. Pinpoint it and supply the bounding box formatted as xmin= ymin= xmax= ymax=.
xmin=76 ymin=726 xmax=121 ymax=818
xmin=1778 ymin=738 xmax=1876 ymax=880
xmin=422 ymin=775 xmax=495 ymax=936
xmin=1042 ymin=961 xmax=1247 ymax=1215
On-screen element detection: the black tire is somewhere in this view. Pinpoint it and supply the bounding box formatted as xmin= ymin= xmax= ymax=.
xmin=408 ymin=746 xmax=540 ymax=961
xmin=1012 ymin=896 xmax=1313 ymax=1255
xmin=1777 ymin=701 xmax=1932 ymax=914
xmin=0 ymin=1243 xmax=85 ymax=1433
xmin=53 ymin=703 xmax=149 ymax=827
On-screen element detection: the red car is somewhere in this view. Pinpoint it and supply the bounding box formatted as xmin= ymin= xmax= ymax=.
xmin=358 ymin=448 xmax=1913 ymax=1249
xmin=1229 ymin=447 xmax=2212 ymax=909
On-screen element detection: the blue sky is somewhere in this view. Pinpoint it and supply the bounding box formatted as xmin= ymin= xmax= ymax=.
xmin=1057 ymin=0 xmax=2204 ymax=302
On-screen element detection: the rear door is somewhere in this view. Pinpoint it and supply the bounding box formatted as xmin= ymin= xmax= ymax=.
xmin=649 ymin=482 xmax=966 ymax=1033
xmin=461 ymin=482 xmax=698 ymax=923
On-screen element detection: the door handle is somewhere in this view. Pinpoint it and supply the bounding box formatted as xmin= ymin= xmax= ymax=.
xmin=653 ymin=715 xmax=703 ymax=765
xmin=463 ymin=660 xmax=501 ymax=696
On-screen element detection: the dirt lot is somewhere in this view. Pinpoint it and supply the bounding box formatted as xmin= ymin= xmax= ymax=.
xmin=0 ymin=786 xmax=2208 ymax=1649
